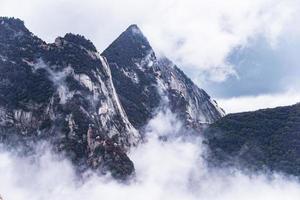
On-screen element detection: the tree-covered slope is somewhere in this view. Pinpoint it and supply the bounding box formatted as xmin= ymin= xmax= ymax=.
xmin=205 ymin=103 xmax=300 ymax=176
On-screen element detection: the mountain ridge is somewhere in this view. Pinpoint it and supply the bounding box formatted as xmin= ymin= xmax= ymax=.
xmin=102 ymin=23 xmax=225 ymax=129
xmin=0 ymin=17 xmax=224 ymax=179
xmin=205 ymin=103 xmax=300 ymax=177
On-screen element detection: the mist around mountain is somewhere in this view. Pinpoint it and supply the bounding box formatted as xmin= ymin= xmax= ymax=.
xmin=1 ymin=106 xmax=300 ymax=200
xmin=0 ymin=17 xmax=300 ymax=200
xmin=0 ymin=16 xmax=223 ymax=179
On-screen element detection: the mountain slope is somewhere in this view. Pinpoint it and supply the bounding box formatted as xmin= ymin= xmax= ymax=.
xmin=205 ymin=103 xmax=300 ymax=177
xmin=0 ymin=17 xmax=139 ymax=179
xmin=102 ymin=25 xmax=225 ymax=130
xmin=0 ymin=17 xmax=225 ymax=179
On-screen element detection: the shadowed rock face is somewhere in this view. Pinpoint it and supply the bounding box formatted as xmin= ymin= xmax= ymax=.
xmin=102 ymin=25 xmax=225 ymax=130
xmin=0 ymin=17 xmax=138 ymax=179
xmin=0 ymin=17 xmax=224 ymax=179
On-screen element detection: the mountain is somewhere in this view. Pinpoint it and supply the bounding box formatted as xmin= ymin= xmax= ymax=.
xmin=0 ymin=17 xmax=224 ymax=179
xmin=205 ymin=103 xmax=300 ymax=177
xmin=0 ymin=17 xmax=139 ymax=179
xmin=102 ymin=25 xmax=225 ymax=130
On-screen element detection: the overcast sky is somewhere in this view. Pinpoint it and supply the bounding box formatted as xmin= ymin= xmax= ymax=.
xmin=1 ymin=0 xmax=300 ymax=113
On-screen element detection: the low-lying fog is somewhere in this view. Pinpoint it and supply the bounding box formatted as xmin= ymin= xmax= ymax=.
xmin=0 ymin=109 xmax=300 ymax=200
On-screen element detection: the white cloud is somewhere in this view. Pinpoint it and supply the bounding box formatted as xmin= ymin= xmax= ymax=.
xmin=217 ymin=90 xmax=300 ymax=113
xmin=0 ymin=2 xmax=299 ymax=198
xmin=1 ymin=110 xmax=300 ymax=200
xmin=0 ymin=0 xmax=298 ymax=82
xmin=144 ymin=0 xmax=298 ymax=82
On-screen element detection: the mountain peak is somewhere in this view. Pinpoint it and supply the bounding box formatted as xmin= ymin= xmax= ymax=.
xmin=0 ymin=17 xmax=25 ymax=27
xmin=102 ymin=24 xmax=153 ymax=62
xmin=125 ymin=24 xmax=142 ymax=34
xmin=56 ymin=33 xmax=97 ymax=52
xmin=0 ymin=17 xmax=30 ymax=35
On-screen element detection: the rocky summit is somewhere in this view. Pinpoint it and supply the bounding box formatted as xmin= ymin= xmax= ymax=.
xmin=103 ymin=24 xmax=225 ymax=130
xmin=0 ymin=17 xmax=224 ymax=179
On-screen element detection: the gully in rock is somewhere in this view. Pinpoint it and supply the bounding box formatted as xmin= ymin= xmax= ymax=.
xmin=0 ymin=17 xmax=223 ymax=180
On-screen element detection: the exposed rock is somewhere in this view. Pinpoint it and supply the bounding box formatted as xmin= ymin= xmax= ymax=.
xmin=0 ymin=17 xmax=138 ymax=179
xmin=0 ymin=17 xmax=224 ymax=179
xmin=102 ymin=25 xmax=224 ymax=130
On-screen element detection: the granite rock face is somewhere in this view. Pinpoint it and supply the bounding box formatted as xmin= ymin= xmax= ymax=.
xmin=0 ymin=17 xmax=224 ymax=179
xmin=0 ymin=17 xmax=138 ymax=179
xmin=102 ymin=25 xmax=225 ymax=130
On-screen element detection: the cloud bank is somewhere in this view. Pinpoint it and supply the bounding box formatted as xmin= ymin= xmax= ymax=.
xmin=1 ymin=109 xmax=300 ymax=200
xmin=1 ymin=0 xmax=300 ymax=112
xmin=0 ymin=0 xmax=298 ymax=83
xmin=217 ymin=90 xmax=300 ymax=113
